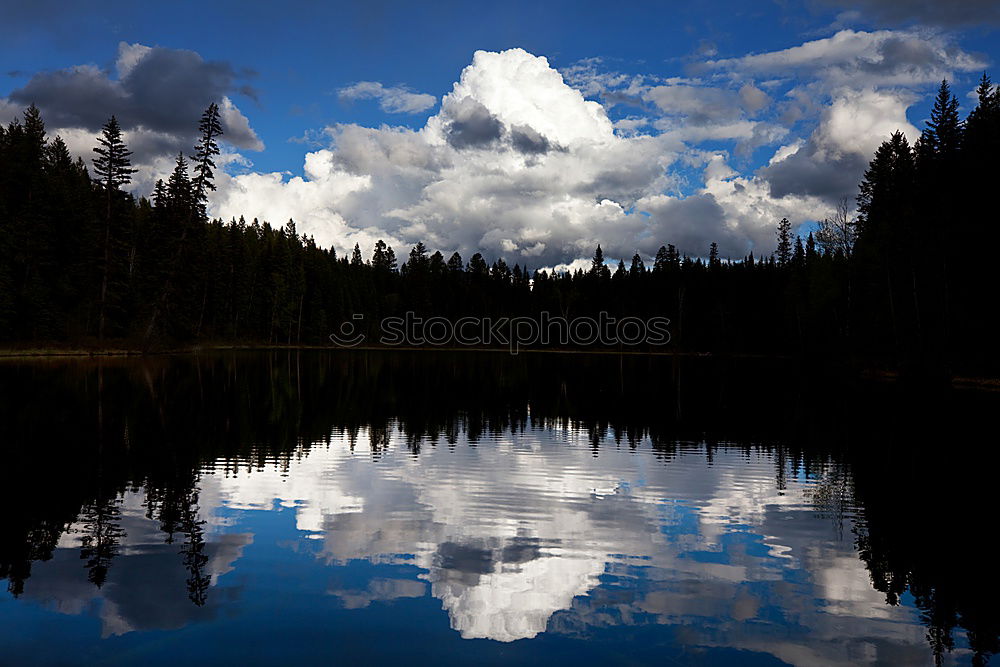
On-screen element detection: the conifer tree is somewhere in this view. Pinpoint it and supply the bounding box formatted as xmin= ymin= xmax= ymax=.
xmin=92 ymin=116 xmax=136 ymax=340
xmin=191 ymin=103 xmax=223 ymax=215
xmin=590 ymin=244 xmax=609 ymax=280
xmin=920 ymin=80 xmax=962 ymax=160
xmin=653 ymin=246 xmax=669 ymax=273
xmin=775 ymin=218 xmax=792 ymax=266
xmin=708 ymin=242 xmax=720 ymax=268
xmin=166 ymin=153 xmax=193 ymax=214
xmin=629 ymin=253 xmax=646 ymax=276
xmin=92 ymin=116 xmax=136 ymax=194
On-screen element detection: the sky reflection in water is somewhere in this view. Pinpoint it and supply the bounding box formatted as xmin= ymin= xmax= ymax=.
xmin=0 ymin=353 xmax=994 ymax=666
xmin=2 ymin=425 xmax=962 ymax=665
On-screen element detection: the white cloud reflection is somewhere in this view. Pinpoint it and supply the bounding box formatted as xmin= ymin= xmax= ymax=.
xmin=14 ymin=424 xmax=968 ymax=663
xmin=189 ymin=425 xmax=947 ymax=663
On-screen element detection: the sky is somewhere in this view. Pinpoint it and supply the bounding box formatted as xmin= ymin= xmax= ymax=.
xmin=2 ymin=0 xmax=999 ymax=269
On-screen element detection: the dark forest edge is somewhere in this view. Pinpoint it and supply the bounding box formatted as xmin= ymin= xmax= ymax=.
xmin=2 ymin=77 xmax=999 ymax=378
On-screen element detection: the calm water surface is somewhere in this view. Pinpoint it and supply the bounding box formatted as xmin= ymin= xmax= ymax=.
xmin=0 ymin=352 xmax=996 ymax=665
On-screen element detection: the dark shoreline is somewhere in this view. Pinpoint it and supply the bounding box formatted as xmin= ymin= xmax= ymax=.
xmin=2 ymin=344 xmax=998 ymax=390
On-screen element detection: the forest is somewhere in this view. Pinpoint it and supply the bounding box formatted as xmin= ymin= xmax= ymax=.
xmin=1 ymin=77 xmax=998 ymax=376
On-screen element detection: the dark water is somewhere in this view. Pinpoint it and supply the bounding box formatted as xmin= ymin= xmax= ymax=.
xmin=0 ymin=352 xmax=996 ymax=666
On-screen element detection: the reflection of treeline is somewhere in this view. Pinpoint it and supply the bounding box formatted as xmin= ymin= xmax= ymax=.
xmin=0 ymin=351 xmax=997 ymax=662
xmin=3 ymin=79 xmax=999 ymax=376
xmin=845 ymin=384 xmax=1000 ymax=667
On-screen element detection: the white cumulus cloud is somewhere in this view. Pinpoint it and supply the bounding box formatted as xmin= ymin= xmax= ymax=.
xmin=213 ymin=49 xmax=749 ymax=266
xmin=338 ymin=81 xmax=437 ymax=114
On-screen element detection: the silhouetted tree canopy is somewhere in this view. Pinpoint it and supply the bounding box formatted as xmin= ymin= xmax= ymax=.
xmin=0 ymin=80 xmax=998 ymax=375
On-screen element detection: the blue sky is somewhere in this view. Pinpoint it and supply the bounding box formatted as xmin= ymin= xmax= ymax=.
xmin=3 ymin=0 xmax=999 ymax=267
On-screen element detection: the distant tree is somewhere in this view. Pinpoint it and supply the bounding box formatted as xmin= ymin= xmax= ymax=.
xmin=708 ymin=242 xmax=720 ymax=268
xmin=429 ymin=250 xmax=446 ymax=275
xmin=776 ymin=218 xmax=792 ymax=266
xmin=372 ymin=239 xmax=394 ymax=272
xmin=467 ymin=252 xmax=489 ymax=278
xmin=350 ymin=243 xmax=363 ymax=266
xmin=816 ymin=198 xmax=857 ymax=258
xmin=629 ymin=253 xmax=646 ymax=276
xmin=653 ymin=245 xmax=670 ymax=273
xmin=590 ymin=244 xmax=610 ymax=280
xmin=612 ymin=259 xmax=626 ymax=281
xmin=792 ymin=235 xmax=805 ymax=267
xmin=447 ymin=251 xmax=464 ymax=273
xmin=166 ymin=153 xmax=193 ymax=214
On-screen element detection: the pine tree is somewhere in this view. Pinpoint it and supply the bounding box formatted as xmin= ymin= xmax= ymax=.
xmin=191 ymin=103 xmax=223 ymax=215
xmin=708 ymin=242 xmax=720 ymax=268
xmin=405 ymin=242 xmax=429 ymax=276
xmin=775 ymin=218 xmax=792 ymax=266
xmin=467 ymin=253 xmax=489 ymax=277
xmin=151 ymin=179 xmax=167 ymax=208
xmin=92 ymin=116 xmax=136 ymax=193
xmin=590 ymin=244 xmax=609 ymax=280
xmin=653 ymin=245 xmax=669 ymax=273
xmin=166 ymin=153 xmax=193 ymax=214
xmin=92 ymin=116 xmax=136 ymax=340
xmin=372 ymin=239 xmax=390 ymax=271
xmin=793 ymin=235 xmax=805 ymax=267
xmin=920 ymin=80 xmax=962 ymax=160
xmin=629 ymin=253 xmax=646 ymax=276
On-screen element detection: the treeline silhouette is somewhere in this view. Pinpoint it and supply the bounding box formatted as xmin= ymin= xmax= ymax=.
xmin=1 ymin=78 xmax=998 ymax=375
xmin=0 ymin=351 xmax=997 ymax=663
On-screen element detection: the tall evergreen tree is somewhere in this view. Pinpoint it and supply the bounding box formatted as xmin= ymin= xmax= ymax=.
xmin=191 ymin=103 xmax=223 ymax=215
xmin=629 ymin=253 xmax=646 ymax=276
xmin=919 ymin=80 xmax=962 ymax=160
xmin=92 ymin=116 xmax=136 ymax=340
xmin=92 ymin=116 xmax=136 ymax=193
xmin=775 ymin=218 xmax=792 ymax=266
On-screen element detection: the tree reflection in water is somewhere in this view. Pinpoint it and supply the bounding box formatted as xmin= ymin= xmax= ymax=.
xmin=0 ymin=351 xmax=996 ymax=665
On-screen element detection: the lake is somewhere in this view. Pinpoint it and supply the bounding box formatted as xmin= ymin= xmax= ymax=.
xmin=0 ymin=351 xmax=996 ymax=665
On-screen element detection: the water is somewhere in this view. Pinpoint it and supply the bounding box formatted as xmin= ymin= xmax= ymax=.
xmin=0 ymin=352 xmax=996 ymax=665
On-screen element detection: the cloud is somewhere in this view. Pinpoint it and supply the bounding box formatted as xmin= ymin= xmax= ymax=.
xmin=510 ymin=124 xmax=554 ymax=154
xmin=706 ymin=29 xmax=985 ymax=88
xmin=187 ymin=425 xmax=936 ymax=660
xmin=760 ymin=88 xmax=919 ymax=202
xmin=739 ymin=84 xmax=772 ymax=114
xmin=816 ymin=0 xmax=1000 ymax=28
xmin=4 ymin=42 xmax=263 ymax=171
xmin=442 ymin=97 xmax=503 ymax=149
xmin=644 ymin=84 xmax=743 ymax=126
xmin=684 ymin=28 xmax=982 ymax=216
xmin=338 ymin=81 xmax=437 ymax=114
xmin=214 ymin=48 xmax=707 ymax=266
xmin=116 ymin=27 xmax=979 ymax=268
